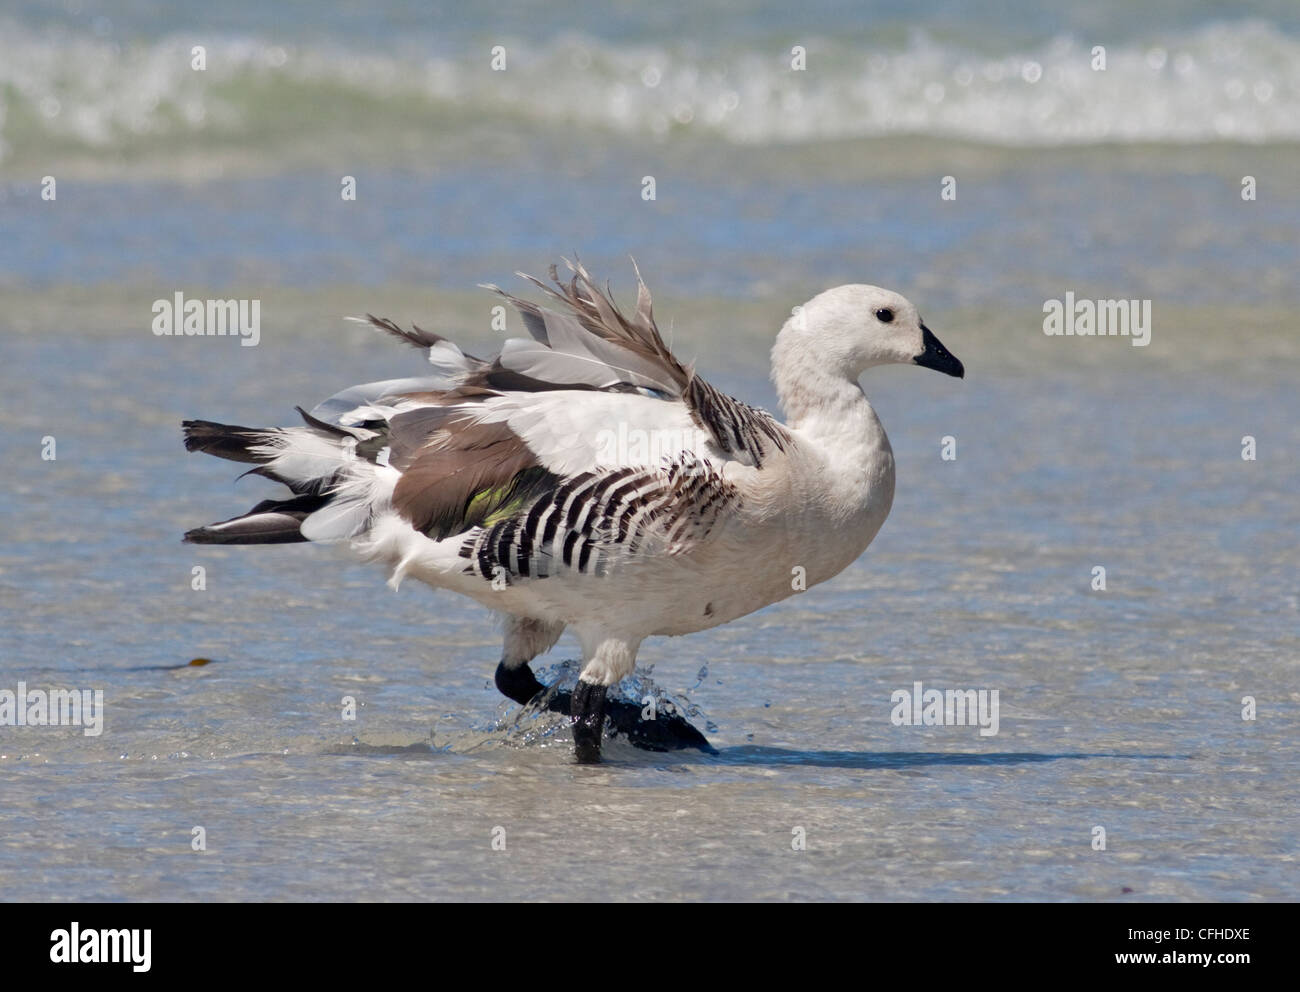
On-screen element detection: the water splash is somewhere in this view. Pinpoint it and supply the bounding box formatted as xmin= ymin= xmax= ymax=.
xmin=428 ymin=658 xmax=714 ymax=755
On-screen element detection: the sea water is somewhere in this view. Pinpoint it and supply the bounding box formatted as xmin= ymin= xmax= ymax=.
xmin=1 ymin=0 xmax=1297 ymax=900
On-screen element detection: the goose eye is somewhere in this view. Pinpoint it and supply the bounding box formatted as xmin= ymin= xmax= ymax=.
xmin=875 ymin=308 xmax=894 ymax=323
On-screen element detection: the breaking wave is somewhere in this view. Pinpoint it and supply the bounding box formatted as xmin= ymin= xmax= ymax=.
xmin=2 ymin=17 xmax=1298 ymax=170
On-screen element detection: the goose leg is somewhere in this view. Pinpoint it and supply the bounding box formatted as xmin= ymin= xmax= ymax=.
xmin=494 ymin=661 xmax=712 ymax=752
xmin=494 ymin=658 xmax=573 ymax=713
xmin=570 ymin=680 xmax=607 ymax=764
xmin=495 ymin=616 xmax=568 ymax=707
xmin=494 ymin=621 xmax=714 ymax=758
xmin=494 ymin=659 xmax=545 ymax=705
xmin=565 ymin=636 xmax=643 ymax=763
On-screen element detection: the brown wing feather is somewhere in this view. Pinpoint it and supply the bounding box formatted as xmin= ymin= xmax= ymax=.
xmin=390 ymin=414 xmax=547 ymax=540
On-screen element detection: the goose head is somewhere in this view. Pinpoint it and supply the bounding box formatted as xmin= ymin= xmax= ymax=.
xmin=779 ymin=284 xmax=964 ymax=381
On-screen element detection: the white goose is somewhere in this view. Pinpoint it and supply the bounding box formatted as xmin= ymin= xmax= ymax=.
xmin=183 ymin=260 xmax=964 ymax=762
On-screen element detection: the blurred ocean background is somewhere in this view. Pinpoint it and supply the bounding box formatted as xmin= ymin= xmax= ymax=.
xmin=1 ymin=0 xmax=1297 ymax=901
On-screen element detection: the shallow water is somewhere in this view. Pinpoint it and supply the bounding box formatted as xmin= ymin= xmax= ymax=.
xmin=2 ymin=0 xmax=1298 ymax=901
xmin=1 ymin=305 xmax=1296 ymax=900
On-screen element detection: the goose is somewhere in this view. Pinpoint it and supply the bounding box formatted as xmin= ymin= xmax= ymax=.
xmin=182 ymin=260 xmax=964 ymax=762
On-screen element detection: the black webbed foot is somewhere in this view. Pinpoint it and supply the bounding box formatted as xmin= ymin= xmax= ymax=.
xmin=604 ymin=698 xmax=717 ymax=754
xmin=494 ymin=661 xmax=716 ymax=758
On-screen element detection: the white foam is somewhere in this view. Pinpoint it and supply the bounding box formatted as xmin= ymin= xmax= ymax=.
xmin=2 ymin=18 xmax=1297 ymax=161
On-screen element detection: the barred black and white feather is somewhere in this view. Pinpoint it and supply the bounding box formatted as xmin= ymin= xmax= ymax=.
xmin=456 ymin=456 xmax=738 ymax=584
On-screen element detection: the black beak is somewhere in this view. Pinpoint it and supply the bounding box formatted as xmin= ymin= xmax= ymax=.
xmin=914 ymin=324 xmax=964 ymax=378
